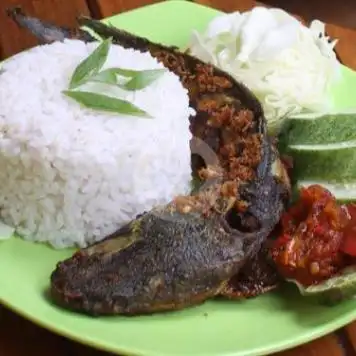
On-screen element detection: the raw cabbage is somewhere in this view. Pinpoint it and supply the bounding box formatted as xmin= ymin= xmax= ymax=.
xmin=0 ymin=221 xmax=14 ymax=240
xmin=189 ymin=7 xmax=341 ymax=133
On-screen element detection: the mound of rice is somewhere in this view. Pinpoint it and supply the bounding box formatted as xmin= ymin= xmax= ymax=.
xmin=0 ymin=39 xmax=194 ymax=248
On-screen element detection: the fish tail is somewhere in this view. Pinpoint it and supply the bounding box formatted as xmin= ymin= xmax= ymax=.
xmin=7 ymin=7 xmax=94 ymax=44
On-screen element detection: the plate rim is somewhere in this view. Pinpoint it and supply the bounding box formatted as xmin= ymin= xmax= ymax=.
xmin=3 ymin=284 xmax=356 ymax=356
xmin=1 ymin=1 xmax=356 ymax=356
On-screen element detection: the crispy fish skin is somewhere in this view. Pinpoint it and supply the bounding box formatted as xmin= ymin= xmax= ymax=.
xmin=51 ymin=207 xmax=249 ymax=315
xmin=8 ymin=9 xmax=291 ymax=315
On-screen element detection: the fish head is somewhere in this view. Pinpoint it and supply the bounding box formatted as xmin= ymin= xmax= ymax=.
xmin=51 ymin=206 xmax=247 ymax=315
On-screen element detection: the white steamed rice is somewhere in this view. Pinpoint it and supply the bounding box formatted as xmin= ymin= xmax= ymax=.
xmin=0 ymin=39 xmax=194 ymax=248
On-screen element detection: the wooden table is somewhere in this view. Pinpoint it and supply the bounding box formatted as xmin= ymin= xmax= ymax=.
xmin=1 ymin=0 xmax=356 ymax=355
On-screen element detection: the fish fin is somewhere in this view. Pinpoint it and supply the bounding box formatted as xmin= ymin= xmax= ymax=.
xmin=77 ymin=16 xmax=179 ymax=52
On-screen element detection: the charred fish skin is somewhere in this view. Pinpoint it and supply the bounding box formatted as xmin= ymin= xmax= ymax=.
xmin=51 ymin=207 xmax=246 ymax=315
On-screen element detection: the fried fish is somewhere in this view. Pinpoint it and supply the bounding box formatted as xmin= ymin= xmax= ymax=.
xmin=8 ymin=8 xmax=290 ymax=315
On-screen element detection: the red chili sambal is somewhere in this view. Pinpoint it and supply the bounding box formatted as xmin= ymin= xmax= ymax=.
xmin=271 ymin=185 xmax=350 ymax=286
xmin=340 ymin=204 xmax=356 ymax=257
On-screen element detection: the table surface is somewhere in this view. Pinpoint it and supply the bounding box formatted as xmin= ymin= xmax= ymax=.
xmin=1 ymin=0 xmax=356 ymax=355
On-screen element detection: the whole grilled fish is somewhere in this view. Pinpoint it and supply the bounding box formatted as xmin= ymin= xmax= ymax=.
xmin=8 ymin=8 xmax=290 ymax=315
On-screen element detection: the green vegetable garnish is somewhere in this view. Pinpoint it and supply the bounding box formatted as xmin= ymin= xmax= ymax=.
xmin=64 ymin=38 xmax=166 ymax=117
xmin=63 ymin=91 xmax=151 ymax=118
xmin=69 ymin=37 xmax=112 ymax=89
xmin=90 ymin=68 xmax=122 ymax=85
xmin=91 ymin=68 xmax=166 ymax=90
xmin=122 ymin=69 xmax=167 ymax=91
xmin=287 ymin=265 xmax=356 ymax=305
xmin=99 ymin=67 xmax=146 ymax=78
xmin=90 ymin=68 xmax=139 ymax=85
xmin=278 ymin=110 xmax=356 ymax=201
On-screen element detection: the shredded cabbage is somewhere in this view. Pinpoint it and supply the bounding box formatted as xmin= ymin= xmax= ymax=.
xmin=189 ymin=7 xmax=341 ymax=133
xmin=0 ymin=221 xmax=14 ymax=240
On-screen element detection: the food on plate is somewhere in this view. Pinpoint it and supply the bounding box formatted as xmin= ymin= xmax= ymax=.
xmin=271 ymin=185 xmax=348 ymax=286
xmin=278 ymin=110 xmax=356 ymax=202
xmin=0 ymin=222 xmax=15 ymax=241
xmin=0 ymin=30 xmax=194 ymax=248
xmin=5 ymin=6 xmax=356 ymax=316
xmin=271 ymin=185 xmax=356 ymax=303
xmin=188 ymin=7 xmax=341 ymax=133
xmin=292 ymin=265 xmax=356 ymax=304
xmin=220 ymin=245 xmax=281 ymax=299
xmin=278 ymin=111 xmax=356 ymax=147
xmin=7 ymin=8 xmax=291 ymax=315
xmin=51 ymin=205 xmax=249 ymax=315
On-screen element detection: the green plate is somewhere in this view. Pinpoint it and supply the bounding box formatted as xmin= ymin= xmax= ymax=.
xmin=1 ymin=1 xmax=356 ymax=356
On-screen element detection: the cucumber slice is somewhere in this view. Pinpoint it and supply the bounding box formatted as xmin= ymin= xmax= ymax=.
xmin=288 ymin=265 xmax=356 ymax=305
xmin=279 ymin=112 xmax=356 ymax=148
xmin=286 ymin=141 xmax=356 ymax=181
